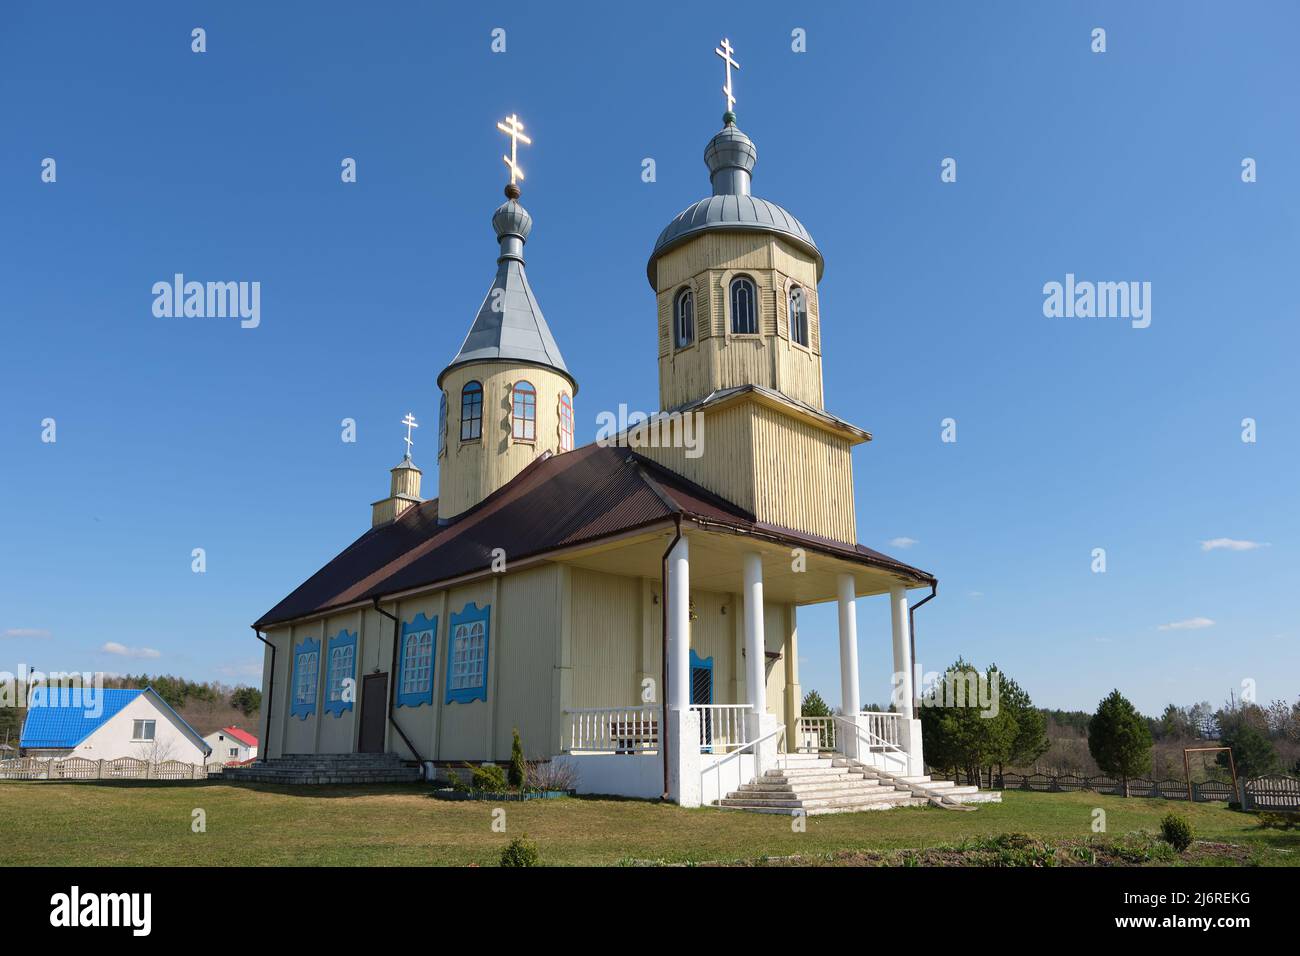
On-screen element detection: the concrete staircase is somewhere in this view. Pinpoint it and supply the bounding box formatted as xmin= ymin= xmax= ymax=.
xmin=221 ymin=753 xmax=422 ymax=785
xmin=716 ymin=753 xmax=999 ymax=815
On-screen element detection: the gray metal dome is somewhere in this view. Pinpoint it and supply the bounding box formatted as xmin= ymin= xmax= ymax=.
xmin=647 ymin=117 xmax=822 ymax=287
xmin=492 ymin=199 xmax=532 ymax=240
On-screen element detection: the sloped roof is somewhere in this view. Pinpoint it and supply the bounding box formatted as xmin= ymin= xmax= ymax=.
xmin=254 ymin=443 xmax=933 ymax=629
xmin=221 ymin=726 xmax=258 ymax=748
xmin=438 ymin=256 xmax=573 ymax=387
xmin=20 ymin=688 xmax=141 ymax=749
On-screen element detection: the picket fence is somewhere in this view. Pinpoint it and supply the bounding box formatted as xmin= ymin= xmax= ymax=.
xmin=934 ymin=770 xmax=1300 ymax=809
xmin=0 ymin=756 xmax=220 ymax=781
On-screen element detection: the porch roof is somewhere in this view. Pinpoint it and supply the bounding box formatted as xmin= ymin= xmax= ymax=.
xmin=254 ymin=442 xmax=934 ymax=629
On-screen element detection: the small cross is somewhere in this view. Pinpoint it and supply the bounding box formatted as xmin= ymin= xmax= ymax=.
xmin=715 ymin=37 xmax=740 ymax=113
xmin=401 ymin=412 xmax=418 ymax=458
xmin=496 ymin=113 xmax=533 ymax=186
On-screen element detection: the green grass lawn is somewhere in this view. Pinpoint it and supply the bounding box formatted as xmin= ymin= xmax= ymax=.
xmin=2 ymin=781 xmax=1296 ymax=866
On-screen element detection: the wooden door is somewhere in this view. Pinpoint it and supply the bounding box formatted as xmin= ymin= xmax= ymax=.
xmin=358 ymin=673 xmax=388 ymax=753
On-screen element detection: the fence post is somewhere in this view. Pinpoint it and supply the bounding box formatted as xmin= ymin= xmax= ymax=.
xmin=97 ymin=759 xmax=105 ymax=780
xmin=146 ymin=760 xmax=156 ymax=780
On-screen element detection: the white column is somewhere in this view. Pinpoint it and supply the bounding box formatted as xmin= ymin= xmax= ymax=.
xmin=742 ymin=552 xmax=766 ymax=716
xmin=890 ymin=583 xmax=924 ymax=775
xmin=667 ymin=534 xmax=690 ymax=711
xmin=837 ymin=573 xmax=861 ymax=717
xmin=889 ymin=584 xmax=913 ymax=718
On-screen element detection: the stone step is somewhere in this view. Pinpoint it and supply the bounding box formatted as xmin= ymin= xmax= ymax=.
xmin=739 ymin=778 xmax=883 ymax=794
xmin=719 ymin=789 xmax=914 ymax=810
xmin=763 ymin=772 xmax=863 ymax=786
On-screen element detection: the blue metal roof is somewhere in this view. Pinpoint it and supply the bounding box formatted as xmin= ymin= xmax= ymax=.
xmin=19 ymin=688 xmax=141 ymax=749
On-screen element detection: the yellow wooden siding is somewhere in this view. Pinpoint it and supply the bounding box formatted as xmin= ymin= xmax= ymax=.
xmin=568 ymin=568 xmax=642 ymax=708
xmin=434 ymin=580 xmax=494 ymax=761
xmin=438 ymin=363 xmax=575 ymax=519
xmin=494 ymin=565 xmax=562 ymax=758
xmin=637 ymin=401 xmax=756 ymax=514
xmin=750 ymin=402 xmax=857 ymax=542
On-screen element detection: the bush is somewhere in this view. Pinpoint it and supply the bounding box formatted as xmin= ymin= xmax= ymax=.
xmin=508 ymin=728 xmax=526 ymax=789
xmin=1160 ymin=812 xmax=1193 ymax=852
xmin=500 ymin=836 xmax=539 ymax=867
xmin=444 ymin=768 xmax=469 ymax=792
xmin=470 ymin=763 xmax=508 ymax=793
xmin=525 ymin=758 xmax=578 ymax=793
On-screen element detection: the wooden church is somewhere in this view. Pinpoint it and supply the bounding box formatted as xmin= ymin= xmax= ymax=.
xmin=241 ymin=42 xmax=997 ymax=812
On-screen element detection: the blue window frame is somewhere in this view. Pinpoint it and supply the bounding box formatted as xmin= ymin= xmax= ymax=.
xmin=445 ymin=602 xmax=490 ymax=704
xmin=690 ymin=650 xmax=715 ymax=752
xmin=290 ymin=636 xmax=320 ymax=720
xmin=323 ymin=629 xmax=357 ymax=717
xmin=397 ymin=613 xmax=437 ymax=708
xmin=730 ymin=275 xmax=757 ymax=335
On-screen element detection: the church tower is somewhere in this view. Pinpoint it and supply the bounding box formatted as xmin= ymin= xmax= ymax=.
xmin=646 ymin=40 xmax=826 ymax=412
xmin=436 ymin=115 xmax=578 ymax=521
xmin=638 ymin=40 xmax=866 ymax=545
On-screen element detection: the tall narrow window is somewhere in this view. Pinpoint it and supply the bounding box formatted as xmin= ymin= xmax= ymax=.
xmin=446 ymin=602 xmax=491 ymax=704
xmin=559 ymin=392 xmax=574 ymax=451
xmin=675 ymin=288 xmax=694 ymax=347
xmin=323 ymin=630 xmax=357 ymax=717
xmin=438 ymin=391 xmax=448 ymax=456
xmin=460 ymin=381 xmax=483 ymax=441
xmin=788 ymin=286 xmax=809 ymax=347
xmin=730 ymin=275 xmax=757 ymax=334
xmin=397 ymin=613 xmax=436 ymax=708
xmin=511 ymin=381 xmax=536 ymax=441
xmin=289 ymin=637 xmax=320 ymax=720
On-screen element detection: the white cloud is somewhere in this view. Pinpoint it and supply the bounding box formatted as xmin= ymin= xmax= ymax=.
xmin=2 ymin=627 xmax=51 ymax=639
xmin=1157 ymin=617 xmax=1215 ymax=631
xmin=101 ymin=642 xmax=161 ymax=659
xmin=889 ymin=537 xmax=918 ymax=549
xmin=1200 ymin=538 xmax=1269 ymax=552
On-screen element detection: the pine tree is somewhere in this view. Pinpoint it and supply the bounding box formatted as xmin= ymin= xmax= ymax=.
xmin=801 ymin=690 xmax=831 ymax=717
xmin=508 ymin=727 xmax=526 ymax=789
xmin=1087 ymin=690 xmax=1153 ymax=796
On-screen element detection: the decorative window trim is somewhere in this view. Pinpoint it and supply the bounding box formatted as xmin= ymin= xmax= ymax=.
xmin=511 ymin=381 xmax=537 ymax=443
xmin=460 ymin=381 xmax=483 ymax=443
xmin=674 ymin=287 xmax=695 ymax=350
xmin=438 ymin=391 xmax=448 ymax=457
xmin=728 ymin=274 xmax=759 ymax=337
xmin=558 ymin=392 xmax=574 ymax=452
xmin=323 ymin=629 xmax=357 ymax=718
xmin=290 ymin=636 xmax=320 ymax=720
xmin=787 ymin=285 xmax=810 ymax=349
xmin=396 ymin=613 xmax=437 ymax=709
xmin=445 ymin=601 xmax=491 ymax=705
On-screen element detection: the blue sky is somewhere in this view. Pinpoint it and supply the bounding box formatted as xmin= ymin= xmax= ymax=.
xmin=1 ymin=2 xmax=1296 ymax=714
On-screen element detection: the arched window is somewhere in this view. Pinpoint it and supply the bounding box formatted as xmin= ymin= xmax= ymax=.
xmin=323 ymin=630 xmax=357 ymax=717
xmin=730 ymin=275 xmax=757 ymax=335
xmin=460 ymin=381 xmax=483 ymax=441
xmin=788 ymin=286 xmax=809 ymax=347
xmin=511 ymin=381 xmax=536 ymax=441
xmin=397 ymin=613 xmax=436 ymax=708
xmin=675 ymin=288 xmax=694 ymax=348
xmin=438 ymin=391 xmax=448 ymax=456
xmin=559 ymin=392 xmax=574 ymax=452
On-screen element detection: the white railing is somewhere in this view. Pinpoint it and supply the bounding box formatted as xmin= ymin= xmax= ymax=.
xmin=689 ymin=704 xmax=751 ymax=753
xmin=702 ymin=724 xmax=786 ymax=805
xmin=861 ymin=711 xmax=903 ymax=750
xmin=794 ymin=716 xmax=836 ymax=752
xmin=833 ymin=713 xmax=906 ymax=757
xmin=562 ymin=705 xmax=660 ymax=754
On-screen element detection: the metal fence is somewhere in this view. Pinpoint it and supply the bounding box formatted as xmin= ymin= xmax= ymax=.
xmin=932 ymin=771 xmax=1238 ymax=802
xmin=0 ymin=756 xmax=221 ymax=781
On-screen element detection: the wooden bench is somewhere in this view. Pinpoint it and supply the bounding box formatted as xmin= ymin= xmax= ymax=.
xmin=608 ymin=720 xmax=658 ymax=754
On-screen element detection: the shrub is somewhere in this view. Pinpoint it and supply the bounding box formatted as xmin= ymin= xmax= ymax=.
xmin=470 ymin=763 xmax=508 ymax=793
xmin=525 ymin=758 xmax=578 ymax=793
xmin=500 ymin=836 xmax=539 ymax=867
xmin=1160 ymin=812 xmax=1193 ymax=852
xmin=508 ymin=728 xmax=526 ymax=789
xmin=444 ymin=768 xmax=469 ymax=793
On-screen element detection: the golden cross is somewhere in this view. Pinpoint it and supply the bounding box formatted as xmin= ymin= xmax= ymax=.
xmin=496 ymin=113 xmax=533 ymax=186
xmin=715 ymin=37 xmax=740 ymax=113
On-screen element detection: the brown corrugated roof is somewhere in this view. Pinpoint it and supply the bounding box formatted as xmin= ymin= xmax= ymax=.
xmin=253 ymin=443 xmax=933 ymax=629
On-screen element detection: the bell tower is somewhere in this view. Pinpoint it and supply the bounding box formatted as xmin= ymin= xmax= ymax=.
xmin=638 ymin=39 xmax=866 ymax=546
xmin=436 ymin=114 xmax=578 ymax=521
xmin=646 ymin=42 xmax=827 ymax=413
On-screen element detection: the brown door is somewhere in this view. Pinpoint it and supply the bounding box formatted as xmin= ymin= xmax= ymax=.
xmin=358 ymin=673 xmax=388 ymax=753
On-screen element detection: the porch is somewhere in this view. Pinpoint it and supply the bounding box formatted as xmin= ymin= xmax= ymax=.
xmin=549 ymin=524 xmax=931 ymax=808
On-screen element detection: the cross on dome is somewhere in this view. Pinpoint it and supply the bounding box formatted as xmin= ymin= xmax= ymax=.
xmin=496 ymin=113 xmax=533 ymax=189
xmin=715 ymin=37 xmax=740 ymax=114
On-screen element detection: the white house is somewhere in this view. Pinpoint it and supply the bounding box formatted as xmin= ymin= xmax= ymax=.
xmin=20 ymin=687 xmax=211 ymax=765
xmin=203 ymin=726 xmax=259 ymax=764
